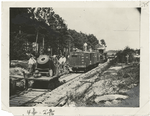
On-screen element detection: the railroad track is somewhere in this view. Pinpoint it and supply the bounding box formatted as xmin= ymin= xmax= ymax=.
xmin=10 ymin=73 xmax=83 ymax=106
xmin=10 ymin=89 xmax=49 ymax=106
xmin=10 ymin=62 xmax=109 ymax=107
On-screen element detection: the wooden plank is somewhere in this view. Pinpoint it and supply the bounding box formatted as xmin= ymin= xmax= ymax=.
xmin=10 ymin=90 xmax=31 ymax=99
xmin=10 ymin=92 xmax=44 ymax=101
xmin=10 ymin=75 xmax=24 ymax=79
xmin=10 ymin=96 xmax=38 ymax=104
xmin=24 ymin=93 xmax=43 ymax=97
xmin=11 ymin=97 xmax=33 ymax=102
xmin=10 ymin=100 xmax=28 ymax=105
xmin=27 ymin=72 xmax=65 ymax=81
xmin=14 ymin=95 xmax=33 ymax=99
xmin=10 ymin=101 xmax=21 ymax=103
xmin=10 ymin=83 xmax=51 ymax=106
xmin=10 ymin=94 xmax=43 ymax=105
xmin=27 ymin=77 xmax=53 ymax=81
xmin=10 ymin=100 xmax=29 ymax=104
xmin=27 ymin=76 xmax=55 ymax=81
xmin=10 ymin=99 xmax=30 ymax=104
xmin=24 ymin=94 xmax=43 ymax=97
xmin=10 ymin=102 xmax=20 ymax=106
xmin=25 ymin=91 xmax=44 ymax=94
xmin=22 ymin=95 xmax=38 ymax=97
xmin=31 ymin=89 xmax=48 ymax=92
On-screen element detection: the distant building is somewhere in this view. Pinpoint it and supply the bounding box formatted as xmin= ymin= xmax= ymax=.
xmin=95 ymin=44 xmax=106 ymax=54
xmin=106 ymin=50 xmax=118 ymax=59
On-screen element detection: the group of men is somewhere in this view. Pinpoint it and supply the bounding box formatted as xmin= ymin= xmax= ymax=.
xmin=27 ymin=53 xmax=67 ymax=77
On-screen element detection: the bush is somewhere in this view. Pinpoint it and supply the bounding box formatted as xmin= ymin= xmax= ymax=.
xmin=10 ymin=60 xmax=28 ymax=70
xmin=115 ymin=47 xmax=138 ymax=63
xmin=117 ymin=65 xmax=140 ymax=87
xmin=10 ymin=33 xmax=31 ymax=60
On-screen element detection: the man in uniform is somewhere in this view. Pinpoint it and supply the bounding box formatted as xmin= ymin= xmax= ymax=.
xmin=59 ymin=55 xmax=66 ymax=73
xmin=52 ymin=55 xmax=59 ymax=76
xmin=28 ymin=54 xmax=36 ymax=75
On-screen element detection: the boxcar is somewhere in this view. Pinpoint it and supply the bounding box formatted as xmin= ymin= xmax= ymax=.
xmin=69 ymin=51 xmax=90 ymax=71
xmin=69 ymin=51 xmax=99 ymax=72
xmin=68 ymin=50 xmax=107 ymax=72
xmin=90 ymin=52 xmax=98 ymax=66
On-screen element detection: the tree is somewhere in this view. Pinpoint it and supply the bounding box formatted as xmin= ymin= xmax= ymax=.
xmin=116 ymin=46 xmax=136 ymax=63
xmin=28 ymin=7 xmax=68 ymax=55
xmin=10 ymin=8 xmax=32 ymax=60
xmin=10 ymin=7 xmax=69 ymax=59
xmin=87 ymin=34 xmax=99 ymax=49
xmin=100 ymin=39 xmax=106 ymax=47
xmin=68 ymin=29 xmax=99 ymax=51
xmin=10 ymin=33 xmax=29 ymax=60
xmin=10 ymin=7 xmax=99 ymax=60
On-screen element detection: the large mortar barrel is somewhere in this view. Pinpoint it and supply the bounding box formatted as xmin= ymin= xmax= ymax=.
xmin=37 ymin=55 xmax=50 ymax=69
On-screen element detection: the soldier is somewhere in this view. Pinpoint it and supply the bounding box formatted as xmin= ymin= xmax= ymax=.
xmin=27 ymin=54 xmax=36 ymax=75
xmin=49 ymin=56 xmax=55 ymax=77
xmin=59 ymin=54 xmax=66 ymax=73
xmin=52 ymin=55 xmax=59 ymax=76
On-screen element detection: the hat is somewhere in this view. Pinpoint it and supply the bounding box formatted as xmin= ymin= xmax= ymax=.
xmin=35 ymin=70 xmax=39 ymax=74
xmin=53 ymin=55 xmax=56 ymax=58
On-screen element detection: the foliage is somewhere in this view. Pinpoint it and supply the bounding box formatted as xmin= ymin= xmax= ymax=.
xmin=10 ymin=7 xmax=69 ymax=59
xmin=100 ymin=39 xmax=106 ymax=47
xmin=117 ymin=65 xmax=140 ymax=89
xmin=10 ymin=33 xmax=29 ymax=60
xmin=10 ymin=7 xmax=101 ymax=60
xmin=116 ymin=46 xmax=137 ymax=63
xmin=68 ymin=29 xmax=99 ymax=51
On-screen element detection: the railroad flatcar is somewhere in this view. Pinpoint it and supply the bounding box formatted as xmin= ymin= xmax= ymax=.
xmin=68 ymin=50 xmax=107 ymax=72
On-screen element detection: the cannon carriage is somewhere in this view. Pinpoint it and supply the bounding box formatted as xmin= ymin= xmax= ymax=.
xmin=26 ymin=55 xmax=65 ymax=90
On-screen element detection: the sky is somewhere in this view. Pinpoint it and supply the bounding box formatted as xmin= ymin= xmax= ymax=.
xmin=53 ymin=7 xmax=140 ymax=50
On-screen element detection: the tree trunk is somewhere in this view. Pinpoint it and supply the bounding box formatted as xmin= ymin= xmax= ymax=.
xmin=43 ymin=37 xmax=44 ymax=49
xmin=35 ymin=30 xmax=39 ymax=53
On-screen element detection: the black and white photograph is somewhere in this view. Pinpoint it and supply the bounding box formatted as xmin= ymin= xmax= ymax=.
xmin=1 ymin=1 xmax=149 ymax=116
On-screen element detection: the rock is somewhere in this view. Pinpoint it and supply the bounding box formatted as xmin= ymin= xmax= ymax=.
xmin=112 ymin=99 xmax=121 ymax=104
xmin=112 ymin=80 xmax=120 ymax=86
xmin=59 ymin=100 xmax=67 ymax=106
xmin=75 ymin=83 xmax=91 ymax=95
xmin=93 ymin=88 xmax=105 ymax=96
xmin=65 ymin=100 xmax=76 ymax=107
xmin=94 ymin=94 xmax=128 ymax=103
xmin=111 ymin=72 xmax=117 ymax=75
xmin=68 ymin=102 xmax=76 ymax=107
xmin=128 ymin=84 xmax=135 ymax=89
xmin=119 ymin=89 xmax=128 ymax=93
xmin=84 ymin=91 xmax=95 ymax=101
xmin=104 ymin=101 xmax=112 ymax=106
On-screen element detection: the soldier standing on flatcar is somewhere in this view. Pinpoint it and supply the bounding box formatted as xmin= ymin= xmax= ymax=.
xmin=48 ymin=56 xmax=55 ymax=77
xmin=59 ymin=54 xmax=66 ymax=73
xmin=27 ymin=54 xmax=36 ymax=75
xmin=52 ymin=55 xmax=59 ymax=76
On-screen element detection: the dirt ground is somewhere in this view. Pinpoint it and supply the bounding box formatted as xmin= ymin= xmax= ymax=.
xmin=61 ymin=63 xmax=140 ymax=107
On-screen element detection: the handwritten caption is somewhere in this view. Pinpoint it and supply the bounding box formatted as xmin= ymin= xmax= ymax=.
xmin=22 ymin=108 xmax=55 ymax=116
